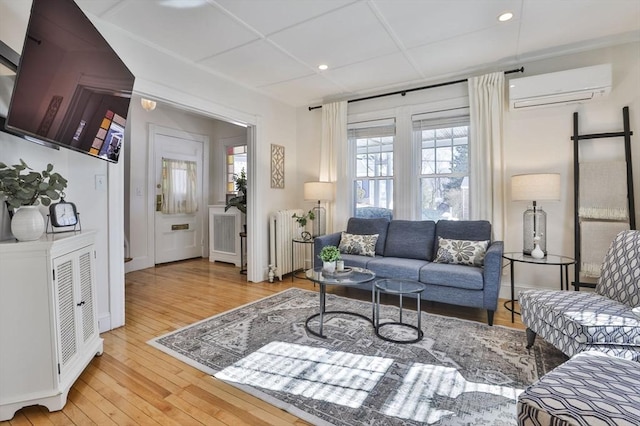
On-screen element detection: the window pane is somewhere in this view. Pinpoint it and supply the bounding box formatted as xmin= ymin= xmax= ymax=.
xmin=226 ymin=145 xmax=247 ymax=194
xmin=355 ymin=178 xmax=393 ymax=210
xmin=420 ymin=176 xmax=468 ymax=220
xmin=349 ymin=119 xmax=395 ymax=215
xmin=414 ymin=118 xmax=469 ymax=220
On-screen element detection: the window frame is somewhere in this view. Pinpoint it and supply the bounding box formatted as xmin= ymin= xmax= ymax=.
xmin=347 ymin=118 xmax=396 ymax=216
xmin=413 ymin=117 xmax=470 ymax=220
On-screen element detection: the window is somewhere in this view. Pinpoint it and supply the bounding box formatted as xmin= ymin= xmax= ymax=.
xmin=348 ymin=119 xmax=395 ymax=216
xmin=226 ymin=145 xmax=247 ymax=194
xmin=161 ymin=158 xmax=198 ymax=214
xmin=413 ymin=117 xmax=469 ymax=220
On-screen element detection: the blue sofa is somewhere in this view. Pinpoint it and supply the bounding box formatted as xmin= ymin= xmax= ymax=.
xmin=314 ymin=217 xmax=504 ymax=325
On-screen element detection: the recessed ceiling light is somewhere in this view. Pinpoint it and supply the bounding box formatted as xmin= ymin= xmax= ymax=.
xmin=498 ymin=12 xmax=514 ymax=22
xmin=159 ymin=0 xmax=207 ymax=8
xmin=318 ymin=64 xmax=328 ymax=71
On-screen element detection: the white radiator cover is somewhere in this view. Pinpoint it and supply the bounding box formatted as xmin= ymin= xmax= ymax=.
xmin=208 ymin=205 xmax=241 ymax=266
xmin=269 ymin=209 xmax=304 ymax=281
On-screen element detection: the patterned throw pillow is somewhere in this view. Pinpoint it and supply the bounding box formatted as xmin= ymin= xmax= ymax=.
xmin=434 ymin=237 xmax=489 ymax=266
xmin=339 ymin=232 xmax=379 ymax=257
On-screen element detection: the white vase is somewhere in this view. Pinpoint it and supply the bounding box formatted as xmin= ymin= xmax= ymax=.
xmin=531 ymin=243 xmax=545 ymax=259
xmin=322 ymin=261 xmax=336 ymax=273
xmin=11 ymin=205 xmax=45 ymax=241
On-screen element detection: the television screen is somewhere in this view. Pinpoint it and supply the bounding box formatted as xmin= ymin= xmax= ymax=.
xmin=5 ymin=0 xmax=135 ymax=163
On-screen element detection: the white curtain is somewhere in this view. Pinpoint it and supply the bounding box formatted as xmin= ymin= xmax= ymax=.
xmin=468 ymin=72 xmax=505 ymax=241
xmin=320 ymin=101 xmax=347 ymax=232
xmin=161 ymin=158 xmax=198 ymax=214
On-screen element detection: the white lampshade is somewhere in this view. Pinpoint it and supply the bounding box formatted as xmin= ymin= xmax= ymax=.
xmin=140 ymin=98 xmax=157 ymax=111
xmin=304 ymin=181 xmax=334 ymax=202
xmin=511 ymin=173 xmax=561 ymax=201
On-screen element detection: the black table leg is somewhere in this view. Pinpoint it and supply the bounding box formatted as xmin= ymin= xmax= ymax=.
xmin=510 ymin=260 xmax=515 ymax=323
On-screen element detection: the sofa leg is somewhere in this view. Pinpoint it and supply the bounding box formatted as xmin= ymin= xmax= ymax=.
xmin=487 ymin=310 xmax=494 ymax=326
xmin=526 ymin=328 xmax=537 ymax=349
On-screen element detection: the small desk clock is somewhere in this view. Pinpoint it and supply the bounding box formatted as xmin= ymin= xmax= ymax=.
xmin=49 ymin=198 xmax=79 ymax=227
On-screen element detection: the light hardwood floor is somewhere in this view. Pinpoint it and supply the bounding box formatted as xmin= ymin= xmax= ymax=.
xmin=4 ymin=258 xmax=524 ymax=425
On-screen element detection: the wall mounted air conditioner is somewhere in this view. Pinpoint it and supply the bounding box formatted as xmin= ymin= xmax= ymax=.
xmin=509 ymin=64 xmax=612 ymax=111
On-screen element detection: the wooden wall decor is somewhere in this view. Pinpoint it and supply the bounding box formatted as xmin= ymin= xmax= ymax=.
xmin=271 ymin=144 xmax=285 ymax=188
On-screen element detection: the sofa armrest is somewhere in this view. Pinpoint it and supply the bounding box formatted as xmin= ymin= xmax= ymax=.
xmin=314 ymin=232 xmax=342 ymax=268
xmin=482 ymin=240 xmax=504 ymax=310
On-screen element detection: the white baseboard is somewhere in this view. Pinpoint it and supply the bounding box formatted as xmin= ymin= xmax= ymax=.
xmin=125 ymin=256 xmax=153 ymax=273
xmin=98 ymin=313 xmax=111 ymax=333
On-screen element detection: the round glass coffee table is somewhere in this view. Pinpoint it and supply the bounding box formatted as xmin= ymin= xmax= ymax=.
xmin=305 ymin=266 xmax=376 ymax=338
xmin=374 ymin=279 xmax=427 ymax=344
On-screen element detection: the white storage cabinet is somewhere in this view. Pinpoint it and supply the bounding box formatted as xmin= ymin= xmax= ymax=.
xmin=0 ymin=231 xmax=103 ymax=420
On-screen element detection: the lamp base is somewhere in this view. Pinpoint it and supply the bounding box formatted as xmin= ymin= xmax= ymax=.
xmin=522 ymin=205 xmax=547 ymax=256
xmin=312 ymin=205 xmax=326 ymax=237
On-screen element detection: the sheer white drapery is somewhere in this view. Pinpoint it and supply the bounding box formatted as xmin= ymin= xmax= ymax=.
xmin=320 ymin=101 xmax=347 ymax=182
xmin=161 ymin=158 xmax=198 ymax=214
xmin=468 ymin=72 xmax=505 ymax=241
xmin=320 ymin=101 xmax=347 ymax=232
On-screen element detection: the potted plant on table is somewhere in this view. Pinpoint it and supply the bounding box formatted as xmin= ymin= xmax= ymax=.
xmin=319 ymin=245 xmax=341 ymax=273
xmin=0 ymin=159 xmax=68 ymax=241
xmin=292 ymin=210 xmax=315 ymax=240
xmin=225 ymin=168 xmax=247 ymax=231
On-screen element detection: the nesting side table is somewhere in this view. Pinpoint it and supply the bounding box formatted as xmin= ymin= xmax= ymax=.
xmin=374 ymin=279 xmax=427 ymax=344
xmin=502 ymin=252 xmax=576 ymax=323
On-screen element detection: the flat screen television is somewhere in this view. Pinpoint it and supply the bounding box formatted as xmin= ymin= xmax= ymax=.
xmin=5 ymin=0 xmax=135 ymax=163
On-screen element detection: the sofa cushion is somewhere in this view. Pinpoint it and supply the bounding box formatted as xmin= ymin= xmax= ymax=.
xmin=339 ymin=232 xmax=378 ymax=257
xmin=366 ymin=257 xmax=429 ymax=281
xmin=433 ymin=237 xmax=489 ymax=266
xmin=419 ymin=262 xmax=484 ymax=290
xmin=434 ymin=220 xmax=491 ymax=255
xmin=520 ymin=290 xmax=640 ymax=348
xmin=383 ymin=220 xmax=436 ymax=261
xmin=340 ymin=253 xmax=376 ymax=269
xmin=346 ymin=217 xmax=390 ymax=256
xmin=517 ymin=351 xmax=640 ymax=426
xmin=595 ymin=230 xmax=640 ymax=307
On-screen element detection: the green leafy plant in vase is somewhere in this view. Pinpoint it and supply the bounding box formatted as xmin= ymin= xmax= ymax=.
xmin=0 ymin=159 xmax=68 ymax=241
xmin=292 ymin=210 xmax=315 ymax=240
xmin=225 ymin=168 xmax=247 ymax=232
xmin=292 ymin=210 xmax=315 ymax=228
xmin=225 ymin=168 xmax=246 ymax=214
xmin=319 ymin=245 xmax=341 ymax=273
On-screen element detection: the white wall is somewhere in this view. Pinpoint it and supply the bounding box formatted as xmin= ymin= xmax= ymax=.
xmin=124 ymin=97 xmax=245 ymax=272
xmin=209 ymin=120 xmax=247 ymax=205
xmin=504 ymin=42 xmax=639 ymax=296
xmin=89 ymin=13 xmax=302 ymax=282
xmin=296 ymin=41 xmax=640 ymax=299
xmin=1 ymin=0 xmax=120 ymax=332
xmin=1 ymin=1 xmax=301 ymax=333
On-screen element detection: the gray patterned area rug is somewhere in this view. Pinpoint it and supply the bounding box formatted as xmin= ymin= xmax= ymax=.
xmin=148 ymin=288 xmax=567 ymax=425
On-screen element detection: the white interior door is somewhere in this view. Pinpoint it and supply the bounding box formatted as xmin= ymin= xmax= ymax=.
xmin=154 ymin=130 xmax=204 ymax=264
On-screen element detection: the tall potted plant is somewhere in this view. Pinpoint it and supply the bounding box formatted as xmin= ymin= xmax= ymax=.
xmin=225 ymin=168 xmax=247 ymax=230
xmin=0 ymin=159 xmax=68 ymax=241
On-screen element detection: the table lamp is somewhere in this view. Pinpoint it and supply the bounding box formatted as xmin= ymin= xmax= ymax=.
xmin=304 ymin=181 xmax=334 ymax=237
xmin=511 ymin=173 xmax=561 ymax=257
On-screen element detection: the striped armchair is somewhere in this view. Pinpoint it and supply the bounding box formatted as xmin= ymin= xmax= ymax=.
xmin=519 ymin=230 xmax=640 ymax=362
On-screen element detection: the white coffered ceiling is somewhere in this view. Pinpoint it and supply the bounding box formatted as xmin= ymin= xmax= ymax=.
xmin=52 ymin=0 xmax=640 ymax=107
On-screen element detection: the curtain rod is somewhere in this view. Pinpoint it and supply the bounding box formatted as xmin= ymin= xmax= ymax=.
xmin=308 ymin=66 xmax=524 ymax=111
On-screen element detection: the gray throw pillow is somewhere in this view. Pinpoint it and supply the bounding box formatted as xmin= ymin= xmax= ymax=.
xmin=339 ymin=232 xmax=379 ymax=257
xmin=434 ymin=237 xmax=489 ymax=266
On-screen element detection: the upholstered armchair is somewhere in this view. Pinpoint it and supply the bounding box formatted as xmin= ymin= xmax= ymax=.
xmin=519 ymin=230 xmax=640 ymax=362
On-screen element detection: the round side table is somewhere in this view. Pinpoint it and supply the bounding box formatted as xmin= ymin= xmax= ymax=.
xmin=502 ymin=252 xmax=576 ymax=323
xmin=374 ymin=279 xmax=427 ymax=344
